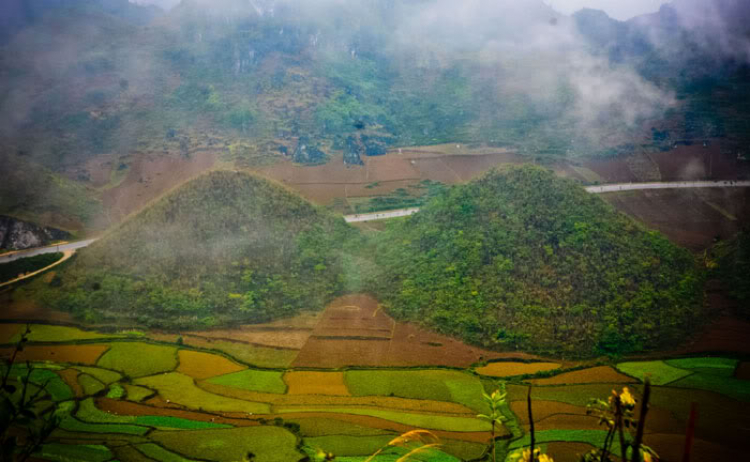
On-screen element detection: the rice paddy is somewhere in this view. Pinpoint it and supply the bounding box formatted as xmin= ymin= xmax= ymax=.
xmin=1 ymin=321 xmax=746 ymax=462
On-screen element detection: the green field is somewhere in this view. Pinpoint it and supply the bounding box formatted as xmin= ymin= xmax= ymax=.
xmin=97 ymin=342 xmax=178 ymax=378
xmin=207 ymin=369 xmax=287 ymax=394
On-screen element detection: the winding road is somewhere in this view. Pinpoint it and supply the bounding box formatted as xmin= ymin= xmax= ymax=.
xmin=0 ymin=180 xmax=748 ymax=268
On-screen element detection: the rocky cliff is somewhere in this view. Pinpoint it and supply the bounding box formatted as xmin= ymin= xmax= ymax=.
xmin=0 ymin=216 xmax=70 ymax=251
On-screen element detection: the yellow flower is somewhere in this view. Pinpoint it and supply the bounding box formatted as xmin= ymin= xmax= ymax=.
xmin=620 ymin=387 xmax=636 ymax=407
xmin=519 ymin=448 xmax=553 ymax=462
xmin=643 ymin=452 xmax=654 ymax=462
xmin=539 ymin=454 xmax=555 ymax=462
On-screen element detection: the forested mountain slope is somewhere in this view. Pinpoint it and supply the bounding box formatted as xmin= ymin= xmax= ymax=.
xmin=39 ymin=171 xmax=355 ymax=328
xmin=370 ymin=166 xmax=704 ymax=356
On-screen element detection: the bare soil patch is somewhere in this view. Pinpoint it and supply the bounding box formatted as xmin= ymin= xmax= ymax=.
xmin=526 ymin=414 xmax=602 ymax=432
xmin=643 ymin=433 xmax=741 ymax=462
xmin=510 ymin=401 xmax=588 ymax=426
xmin=101 ymin=151 xmax=219 ymax=225
xmin=0 ymin=344 xmax=108 ymax=365
xmin=544 ymin=442 xmax=596 ymax=462
xmin=528 ymin=367 xmax=635 ymax=386
xmin=476 ymin=362 xmax=560 ymax=378
xmin=601 ymin=188 xmax=749 ymax=250
xmin=736 ymin=362 xmax=750 ymax=380
xmin=58 ymin=368 xmax=84 ymax=397
xmin=176 ymin=350 xmax=246 ymax=380
xmin=284 ymin=372 xmax=350 ymax=396
xmin=293 ymin=295 xmax=511 ymax=368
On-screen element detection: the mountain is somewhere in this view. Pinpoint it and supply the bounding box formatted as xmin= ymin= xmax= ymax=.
xmin=1 ymin=0 xmax=749 ymax=234
xmin=369 ymin=166 xmax=703 ymax=356
xmin=37 ymin=171 xmax=355 ymax=328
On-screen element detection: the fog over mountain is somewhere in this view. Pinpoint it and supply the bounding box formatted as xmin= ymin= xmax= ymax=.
xmin=1 ymin=0 xmax=749 ymax=230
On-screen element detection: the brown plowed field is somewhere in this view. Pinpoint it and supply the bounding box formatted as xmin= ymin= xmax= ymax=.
xmin=510 ymin=401 xmax=588 ymax=426
xmin=292 ymin=294 xmax=510 ymax=368
xmin=101 ymin=150 xmax=219 ymax=225
xmin=602 ymin=188 xmax=750 ymax=250
xmin=0 ymin=344 xmax=108 ymax=365
xmin=528 ymin=367 xmax=636 ymax=386
xmin=544 ymin=442 xmax=596 ymax=462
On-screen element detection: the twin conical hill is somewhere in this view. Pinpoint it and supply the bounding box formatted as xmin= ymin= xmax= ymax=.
xmin=370 ymin=165 xmax=703 ymax=356
xmin=46 ymin=170 xmax=354 ymax=328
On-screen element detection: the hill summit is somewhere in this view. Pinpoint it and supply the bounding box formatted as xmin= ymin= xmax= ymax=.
xmin=370 ymin=165 xmax=703 ymax=356
xmin=44 ymin=171 xmax=354 ymax=328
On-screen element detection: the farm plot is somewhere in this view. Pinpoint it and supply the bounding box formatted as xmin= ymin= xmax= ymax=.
xmin=476 ymin=362 xmax=560 ymax=378
xmin=97 ymin=343 xmax=178 ymax=378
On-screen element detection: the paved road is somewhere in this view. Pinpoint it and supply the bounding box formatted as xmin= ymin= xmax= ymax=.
xmin=344 ymin=208 xmax=421 ymax=223
xmin=346 ymin=180 xmax=750 ymax=223
xmin=0 ymin=239 xmax=97 ymax=264
xmin=2 ymin=180 xmax=749 ymax=256
xmin=584 ymin=180 xmax=750 ymax=194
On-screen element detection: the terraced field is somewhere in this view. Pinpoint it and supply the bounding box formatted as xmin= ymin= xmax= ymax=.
xmin=1 ymin=316 xmax=748 ymax=461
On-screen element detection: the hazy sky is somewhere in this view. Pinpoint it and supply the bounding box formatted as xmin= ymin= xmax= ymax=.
xmin=544 ymin=0 xmax=669 ymax=20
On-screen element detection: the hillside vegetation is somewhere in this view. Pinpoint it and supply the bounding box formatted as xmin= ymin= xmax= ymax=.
xmin=33 ymin=167 xmax=705 ymax=357
xmin=712 ymin=231 xmax=750 ymax=313
xmin=369 ymin=166 xmax=703 ymax=356
xmin=41 ymin=171 xmax=355 ymax=328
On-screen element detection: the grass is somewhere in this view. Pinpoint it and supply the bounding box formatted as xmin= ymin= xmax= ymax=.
xmin=286 ymin=417 xmax=393 ymax=437
xmin=665 ymin=357 xmax=738 ymax=371
xmin=305 ymin=435 xmax=393 ymax=456
xmin=332 ymin=446 xmax=460 ymax=462
xmin=5 ymin=368 xmax=75 ymax=402
xmin=77 ymin=397 xmax=135 ymax=423
xmin=276 ymin=407 xmax=491 ymax=432
xmin=13 ymin=324 xmax=124 ymax=343
xmin=124 ymin=384 xmax=155 ymax=402
xmin=134 ymin=372 xmax=271 ymax=414
xmin=150 ymin=426 xmax=304 ymax=462
xmin=35 ymin=444 xmax=113 ymax=462
xmin=669 ymin=373 xmax=750 ymax=402
xmin=506 ymin=384 xmax=620 ymax=408
xmin=0 ymin=253 xmax=64 ymax=283
xmin=97 ymin=342 xmax=178 ymax=378
xmin=135 ymin=443 xmax=196 ymax=462
xmin=58 ymin=416 xmax=149 ymax=435
xmin=508 ymin=429 xmax=622 ymax=455
xmin=207 ymin=369 xmax=287 ymax=394
xmin=344 ymin=370 xmax=487 ymax=412
xmin=615 ymin=361 xmax=693 ymax=385
xmin=185 ymin=338 xmax=299 ymax=368
xmin=134 ymin=416 xmax=233 ymax=430
xmin=106 ymin=383 xmax=125 ymax=399
xmin=73 ymin=366 xmax=121 ymax=384
xmin=78 ymin=374 xmax=105 ymax=396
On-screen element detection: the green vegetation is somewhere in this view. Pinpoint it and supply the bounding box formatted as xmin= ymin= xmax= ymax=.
xmin=135 ymin=416 xmax=233 ymax=430
xmin=135 ymin=443 xmax=196 ymax=462
xmin=58 ymin=416 xmax=149 ymax=435
xmin=134 ymin=373 xmax=271 ymax=415
xmin=150 ymin=426 xmax=304 ymax=462
xmin=0 ymin=253 xmax=63 ymax=283
xmin=277 ymin=407 xmax=491 ymax=432
xmin=96 ymin=343 xmax=177 ymax=378
xmin=344 ymin=370 xmax=486 ymax=412
xmin=508 ymin=430 xmax=621 ymax=454
xmin=670 ymin=373 xmax=750 ymax=402
xmin=124 ymin=384 xmax=155 ymax=402
xmin=42 ymin=171 xmax=356 ymax=329
xmin=305 ymin=435 xmax=394 ymax=456
xmin=665 ymin=357 xmax=738 ymax=372
xmin=207 ymin=369 xmax=287 ymax=394
xmin=13 ymin=324 xmax=124 ymax=343
xmin=73 ymin=366 xmax=121 ymax=385
xmin=369 ymin=166 xmax=703 ymax=356
xmin=616 ymin=361 xmax=693 ymax=386
xmin=711 ymin=231 xmax=750 ymax=312
xmin=35 ymin=444 xmax=114 ymax=462
xmin=78 ymin=374 xmax=106 ymax=396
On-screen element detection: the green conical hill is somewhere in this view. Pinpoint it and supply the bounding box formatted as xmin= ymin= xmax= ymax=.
xmin=371 ymin=165 xmax=703 ymax=356
xmin=47 ymin=171 xmax=354 ymax=328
